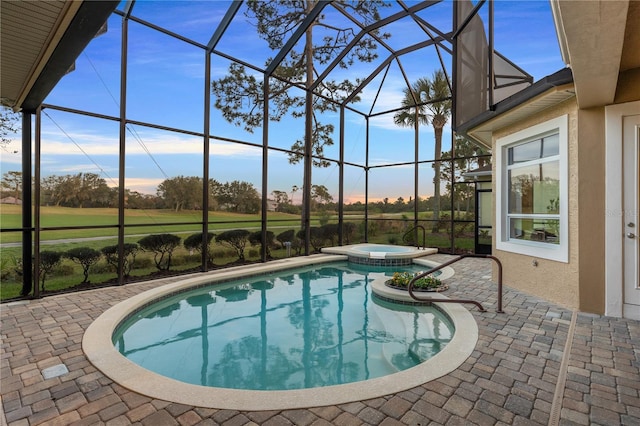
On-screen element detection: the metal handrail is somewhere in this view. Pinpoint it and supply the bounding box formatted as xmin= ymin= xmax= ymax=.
xmin=408 ymin=254 xmax=504 ymax=313
xmin=402 ymin=225 xmax=426 ymax=250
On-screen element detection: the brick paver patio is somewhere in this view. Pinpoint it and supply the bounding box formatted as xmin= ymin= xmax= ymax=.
xmin=2 ymin=255 xmax=639 ymax=425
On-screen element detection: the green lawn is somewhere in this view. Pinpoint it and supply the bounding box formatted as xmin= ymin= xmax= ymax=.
xmin=1 ymin=205 xmax=476 ymax=301
xmin=0 ymin=205 xmax=313 ymax=244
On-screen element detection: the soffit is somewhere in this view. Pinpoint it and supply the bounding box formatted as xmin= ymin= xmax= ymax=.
xmin=1 ymin=1 xmax=118 ymax=112
xmin=0 ymin=0 xmax=81 ymax=110
xmin=555 ymin=0 xmax=630 ymax=109
xmin=466 ymin=84 xmax=576 ymax=147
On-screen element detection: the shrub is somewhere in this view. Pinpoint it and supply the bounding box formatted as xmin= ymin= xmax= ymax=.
xmin=297 ymin=227 xmax=325 ymax=253
xmin=183 ymin=232 xmax=215 ymax=265
xmin=318 ymin=210 xmax=331 ymax=226
xmin=360 ymin=220 xmax=378 ymax=237
xmin=138 ymin=234 xmax=182 ymax=271
xmin=276 ymin=229 xmax=302 ymax=255
xmin=101 ymin=243 xmax=139 ymax=277
xmin=1 ymin=255 xmax=22 ymax=283
xmin=216 ymin=229 xmax=250 ymax=261
xmin=436 ymin=213 xmax=451 ymax=233
xmin=64 ymin=247 xmax=102 ymax=283
xmin=321 ymin=223 xmax=339 ymax=246
xmin=276 ymin=229 xmax=295 ymax=246
xmin=52 ymin=264 xmax=74 ymax=277
xmin=38 ymin=251 xmax=62 ymax=292
xmin=343 ymin=222 xmax=357 ymax=244
xmin=249 ymin=230 xmax=276 ymax=259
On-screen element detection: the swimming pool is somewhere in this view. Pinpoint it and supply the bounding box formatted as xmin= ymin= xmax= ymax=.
xmin=84 ymin=254 xmax=476 ymax=410
xmin=112 ymin=262 xmax=453 ymax=391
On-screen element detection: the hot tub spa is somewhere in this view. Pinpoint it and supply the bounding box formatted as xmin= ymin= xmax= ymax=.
xmin=322 ymin=243 xmax=438 ymax=266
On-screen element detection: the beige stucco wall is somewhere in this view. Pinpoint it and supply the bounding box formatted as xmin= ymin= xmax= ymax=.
xmin=576 ymin=108 xmax=606 ymax=314
xmin=492 ymin=99 xmax=583 ymax=310
xmin=615 ymin=68 xmax=640 ymax=104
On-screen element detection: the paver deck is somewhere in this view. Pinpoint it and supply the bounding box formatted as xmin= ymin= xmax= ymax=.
xmin=2 ymin=255 xmax=639 ymax=425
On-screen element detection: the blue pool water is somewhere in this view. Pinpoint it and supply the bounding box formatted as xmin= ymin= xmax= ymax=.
xmin=113 ymin=262 xmax=453 ymax=391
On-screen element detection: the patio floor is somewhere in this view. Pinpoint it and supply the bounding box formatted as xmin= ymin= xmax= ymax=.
xmin=2 ymin=254 xmax=639 ymax=426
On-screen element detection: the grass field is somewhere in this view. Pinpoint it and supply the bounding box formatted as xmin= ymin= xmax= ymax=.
xmin=0 ymin=205 xmax=312 ymax=244
xmin=0 ymin=205 xmax=476 ymax=301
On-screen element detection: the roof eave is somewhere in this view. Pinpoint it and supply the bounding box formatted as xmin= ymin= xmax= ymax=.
xmin=458 ymin=68 xmax=575 ymax=147
xmin=18 ymin=1 xmax=119 ymax=113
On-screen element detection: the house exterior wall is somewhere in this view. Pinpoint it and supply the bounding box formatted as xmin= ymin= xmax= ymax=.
xmin=576 ymin=108 xmax=606 ymax=314
xmin=492 ymin=99 xmax=587 ymax=310
xmin=615 ymin=68 xmax=640 ymax=104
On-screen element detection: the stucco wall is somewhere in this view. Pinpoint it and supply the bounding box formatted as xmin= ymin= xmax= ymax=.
xmin=492 ymin=99 xmax=581 ymax=310
xmin=576 ymin=108 xmax=606 ymax=314
xmin=615 ymin=68 xmax=640 ymax=104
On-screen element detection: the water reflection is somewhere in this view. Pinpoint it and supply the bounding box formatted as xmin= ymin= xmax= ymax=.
xmin=114 ymin=263 xmax=453 ymax=390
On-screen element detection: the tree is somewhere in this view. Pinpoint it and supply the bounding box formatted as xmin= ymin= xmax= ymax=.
xmin=1 ymin=171 xmax=22 ymax=201
xmin=157 ymin=176 xmax=202 ymax=211
xmin=0 ymin=107 xmax=19 ymax=148
xmin=101 ymin=243 xmax=139 ymax=277
xmin=38 ymin=251 xmax=62 ymax=292
xmin=40 ymin=173 xmax=114 ymax=208
xmin=218 ymin=181 xmax=261 ymax=213
xmin=64 ymin=247 xmax=102 ymax=283
xmin=216 ymin=229 xmax=251 ymax=262
xmin=394 ymin=70 xmax=451 ymax=231
xmin=310 ymin=184 xmax=333 ymax=208
xmin=211 ymin=1 xmax=390 ymax=167
xmin=270 ymin=190 xmax=290 ymax=212
xmin=125 ymin=190 xmax=160 ymax=210
xmin=76 ymin=173 xmax=113 ymax=208
xmin=291 ymin=185 xmax=299 ymax=204
xmin=138 ymin=234 xmax=182 ymax=271
xmin=184 ymin=232 xmax=216 ymax=266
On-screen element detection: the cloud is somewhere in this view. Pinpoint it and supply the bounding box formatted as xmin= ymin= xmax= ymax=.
xmin=0 ymin=140 xmax=21 ymax=165
xmin=38 ymin=127 xmax=262 ymax=158
xmin=119 ymin=177 xmax=164 ymax=195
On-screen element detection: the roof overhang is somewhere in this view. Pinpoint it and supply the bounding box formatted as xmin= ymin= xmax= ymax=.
xmin=459 ymin=68 xmax=575 ymax=147
xmin=551 ymin=0 xmax=639 ymax=109
xmin=1 ymin=0 xmax=118 ymax=113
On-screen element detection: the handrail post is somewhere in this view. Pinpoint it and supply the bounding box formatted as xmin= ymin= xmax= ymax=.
xmin=488 ymin=254 xmax=504 ymax=313
xmin=403 ymin=224 xmax=427 ymax=249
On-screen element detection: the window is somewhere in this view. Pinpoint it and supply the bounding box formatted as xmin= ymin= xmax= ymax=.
xmin=496 ymin=115 xmax=568 ymax=262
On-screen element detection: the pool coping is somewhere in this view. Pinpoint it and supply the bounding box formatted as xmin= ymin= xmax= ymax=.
xmin=322 ymin=243 xmax=438 ymax=259
xmin=83 ymin=254 xmax=477 ymax=411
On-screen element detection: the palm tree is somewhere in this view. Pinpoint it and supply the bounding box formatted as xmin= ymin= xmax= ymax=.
xmin=394 ymin=70 xmax=451 ymax=232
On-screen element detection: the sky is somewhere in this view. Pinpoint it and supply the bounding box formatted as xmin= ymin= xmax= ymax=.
xmin=0 ymin=0 xmax=566 ymax=204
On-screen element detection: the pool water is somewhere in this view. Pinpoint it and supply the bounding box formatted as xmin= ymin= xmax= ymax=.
xmin=113 ymin=262 xmax=454 ymax=391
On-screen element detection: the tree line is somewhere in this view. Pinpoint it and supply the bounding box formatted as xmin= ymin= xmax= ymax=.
xmin=1 ymin=172 xmax=264 ymax=213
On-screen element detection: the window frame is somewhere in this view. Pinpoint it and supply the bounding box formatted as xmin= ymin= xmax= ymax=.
xmin=496 ymin=115 xmax=569 ymax=262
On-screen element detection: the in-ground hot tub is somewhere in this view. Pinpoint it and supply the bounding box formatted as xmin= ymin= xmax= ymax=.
xmin=322 ymin=243 xmax=437 ymax=266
